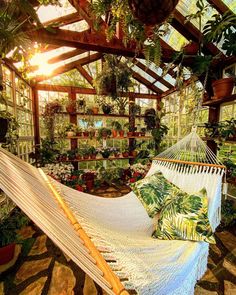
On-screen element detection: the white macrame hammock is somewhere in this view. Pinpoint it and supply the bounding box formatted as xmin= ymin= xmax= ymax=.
xmin=0 ymin=130 xmax=225 ymax=295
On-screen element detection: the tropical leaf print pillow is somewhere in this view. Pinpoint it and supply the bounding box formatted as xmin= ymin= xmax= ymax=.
xmin=130 ymin=172 xmax=175 ymax=218
xmin=152 ymin=188 xmax=216 ymax=244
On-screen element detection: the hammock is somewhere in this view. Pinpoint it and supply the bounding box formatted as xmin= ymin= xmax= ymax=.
xmin=0 ymin=130 xmax=225 ymax=295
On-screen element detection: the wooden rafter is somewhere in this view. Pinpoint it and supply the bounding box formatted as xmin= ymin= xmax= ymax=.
xmin=42 ymin=12 xmax=83 ymax=28
xmin=131 ymin=70 xmax=163 ymax=94
xmin=36 ymin=83 xmax=160 ymax=99
xmin=207 ymin=0 xmax=233 ymax=14
xmin=34 ymin=53 xmax=102 ymax=82
xmin=28 ymin=28 xmax=176 ymax=61
xmin=172 ymin=10 xmax=223 ymax=57
xmin=133 ymin=59 xmax=173 ymax=89
xmin=157 ymin=78 xmax=195 ymax=99
xmin=48 ymin=49 xmax=86 ymax=64
xmin=76 ymin=64 xmax=94 ymax=86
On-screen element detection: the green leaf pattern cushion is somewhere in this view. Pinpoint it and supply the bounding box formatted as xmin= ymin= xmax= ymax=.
xmin=130 ymin=172 xmax=174 ymax=218
xmin=152 ymin=187 xmax=216 ymax=244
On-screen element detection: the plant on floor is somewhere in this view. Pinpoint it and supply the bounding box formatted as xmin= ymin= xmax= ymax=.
xmin=0 ymin=208 xmax=29 ymax=265
xmin=93 ymin=55 xmax=133 ymax=99
xmin=221 ymin=199 xmax=236 ymax=228
xmin=219 ymin=118 xmax=236 ymax=141
xmin=0 ymin=109 xmax=19 ymax=153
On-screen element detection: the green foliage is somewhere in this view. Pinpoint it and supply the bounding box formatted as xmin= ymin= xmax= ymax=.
xmin=111 ymin=120 xmax=122 ymax=131
xmin=93 ymin=55 xmax=132 ymax=100
xmin=203 ymin=11 xmax=236 ymax=56
xmin=0 ymin=208 xmax=29 ymax=247
xmin=0 ymin=110 xmax=19 ymax=153
xmin=221 ymin=199 xmax=236 ymax=228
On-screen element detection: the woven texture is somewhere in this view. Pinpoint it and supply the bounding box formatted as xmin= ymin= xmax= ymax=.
xmin=0 ymin=130 xmax=224 ymax=295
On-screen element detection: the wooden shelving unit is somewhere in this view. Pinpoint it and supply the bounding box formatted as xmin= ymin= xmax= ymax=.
xmin=63 ymin=156 xmax=134 ymax=162
xmin=66 ymin=136 xmax=152 ymax=140
xmin=58 ymin=112 xmax=146 ymax=118
xmin=203 ymin=94 xmax=236 ymax=107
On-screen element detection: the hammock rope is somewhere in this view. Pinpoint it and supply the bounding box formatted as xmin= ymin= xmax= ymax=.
xmin=0 ymin=131 xmax=225 ymax=294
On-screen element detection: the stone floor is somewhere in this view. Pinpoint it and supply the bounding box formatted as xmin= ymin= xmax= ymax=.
xmin=0 ymin=185 xmax=236 ymax=295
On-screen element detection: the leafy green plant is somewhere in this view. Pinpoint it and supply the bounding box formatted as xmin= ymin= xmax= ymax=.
xmin=93 ymin=55 xmax=133 ymax=99
xmin=111 ymin=120 xmax=122 ymax=131
xmin=221 ymin=199 xmax=236 ymax=228
xmin=0 ymin=208 xmax=29 ymax=247
xmin=97 ymin=127 xmax=112 ymax=140
xmin=203 ymin=11 xmax=236 ymax=56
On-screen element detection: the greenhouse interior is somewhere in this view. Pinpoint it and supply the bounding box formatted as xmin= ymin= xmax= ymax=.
xmin=0 ymin=0 xmax=236 ymax=294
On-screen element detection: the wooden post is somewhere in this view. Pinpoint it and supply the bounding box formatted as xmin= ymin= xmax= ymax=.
xmin=69 ymin=87 xmax=78 ymax=170
xmin=207 ymin=105 xmax=220 ymax=155
xmin=32 ymin=86 xmax=40 ymax=147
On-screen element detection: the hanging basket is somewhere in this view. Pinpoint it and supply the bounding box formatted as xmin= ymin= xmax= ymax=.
xmin=0 ymin=117 xmax=8 ymax=143
xmin=128 ymin=0 xmax=179 ymax=25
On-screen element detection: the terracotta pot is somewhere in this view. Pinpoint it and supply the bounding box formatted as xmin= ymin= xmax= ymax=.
xmin=0 ymin=118 xmax=8 ymax=143
xmin=134 ymin=132 xmax=139 ymax=137
xmin=66 ymin=104 xmax=76 ymax=113
xmin=128 ymin=0 xmax=179 ymax=25
xmin=76 ymin=132 xmax=82 ymax=137
xmin=140 ymin=132 xmax=145 ymax=136
xmin=127 ymin=132 xmax=133 ymax=137
xmin=83 ymin=155 xmax=89 ymax=160
xmin=92 ymin=107 xmax=99 ymax=114
xmin=130 ymin=150 xmax=138 ymax=157
xmin=0 ymin=243 xmax=15 ymax=265
xmin=83 ymin=131 xmax=89 ymax=137
xmin=85 ymin=179 xmax=94 ymax=191
xmin=67 ymin=131 xmax=75 ymax=137
xmin=122 ymin=152 xmax=130 ymax=157
xmin=119 ymin=130 xmax=124 ymax=137
xmin=76 ymin=154 xmax=82 ymax=160
xmin=90 ymin=154 xmax=97 ymax=159
xmin=212 ymin=77 xmax=235 ymax=99
xmin=112 ymin=129 xmax=118 ymax=137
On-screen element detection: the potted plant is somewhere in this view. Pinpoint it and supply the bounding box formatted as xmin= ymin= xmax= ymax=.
xmin=123 ymin=122 xmax=133 ymax=137
xmin=75 ymin=148 xmax=82 ymax=160
xmin=93 ymin=55 xmax=133 ymax=100
xmin=97 ymin=127 xmax=112 ymax=140
xmin=140 ymin=127 xmax=146 ymax=136
xmin=82 ymin=171 xmax=96 ymax=191
xmin=88 ymin=126 xmax=96 ymax=139
xmin=122 ymin=147 xmax=130 ymax=158
xmin=67 ymin=150 xmax=76 ymax=161
xmin=102 ymin=103 xmax=113 ymax=115
xmin=65 ymin=98 xmax=76 ymax=113
xmin=115 ymin=97 xmax=128 ymax=115
xmin=83 ymin=127 xmax=89 ymax=138
xmin=0 ymin=209 xmax=29 ymax=265
xmin=219 ymin=119 xmax=236 ymax=141
xmin=204 ymin=122 xmax=221 ymax=138
xmin=98 ymin=147 xmax=113 ymax=159
xmin=64 ymin=123 xmax=76 ymax=137
xmin=89 ymin=146 xmax=98 ymax=159
xmin=74 ymin=126 xmax=82 ymax=137
xmin=112 ymin=147 xmax=120 ymax=157
xmin=81 ymin=148 xmax=90 ymax=160
xmin=111 ymin=121 xmax=122 ymax=137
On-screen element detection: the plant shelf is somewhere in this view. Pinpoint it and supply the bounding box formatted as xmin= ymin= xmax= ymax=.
xmin=62 ymin=156 xmax=134 ymax=162
xmin=58 ymin=112 xmax=146 ymax=118
xmin=202 ymin=94 xmax=236 ymax=107
xmin=66 ymin=136 xmax=152 ymax=140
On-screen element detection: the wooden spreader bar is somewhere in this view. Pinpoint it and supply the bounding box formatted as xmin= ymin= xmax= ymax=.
xmin=39 ymin=169 xmax=129 ymax=295
xmin=154 ymin=157 xmax=226 ymax=170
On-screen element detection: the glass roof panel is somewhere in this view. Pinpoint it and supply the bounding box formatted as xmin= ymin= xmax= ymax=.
xmin=161 ymin=25 xmax=187 ymax=50
xmin=37 ymin=0 xmax=76 ymax=23
xmin=60 ymin=20 xmax=89 ymax=32
xmin=222 ymin=0 xmax=236 ymax=12
xmin=131 ymin=65 xmax=156 ymax=83
xmin=154 ymin=82 xmax=169 ymax=92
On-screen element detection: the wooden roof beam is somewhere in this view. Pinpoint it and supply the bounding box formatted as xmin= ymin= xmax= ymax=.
xmin=36 ymin=83 xmax=160 ymax=99
xmin=48 ymin=49 xmax=86 ymax=64
xmin=42 ymin=12 xmax=83 ymax=28
xmin=76 ymin=64 xmax=94 ymax=86
xmin=133 ymin=59 xmax=173 ymax=89
xmin=28 ymin=28 xmax=176 ymax=62
xmin=131 ymin=70 xmax=163 ymax=94
xmin=34 ymin=53 xmax=102 ymax=83
xmin=172 ymin=10 xmax=223 ymax=57
xmin=207 ymin=0 xmax=233 ymax=14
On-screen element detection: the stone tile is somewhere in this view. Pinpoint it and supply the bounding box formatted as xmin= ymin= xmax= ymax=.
xmin=48 ymin=261 xmax=76 ymax=295
xmin=15 ymin=258 xmax=52 ymax=284
xmin=194 ymin=286 xmax=218 ymax=295
xmin=101 ymin=193 xmax=116 ymax=198
xmin=224 ymin=280 xmax=236 ymax=295
xmin=201 ymin=269 xmax=218 ymax=283
xmin=19 ymin=277 xmax=47 ymax=295
xmin=29 ymin=235 xmax=47 ymax=256
xmin=215 ymin=231 xmax=236 ymax=252
xmin=105 ymin=187 xmax=118 ymax=192
xmin=210 ymin=244 xmax=222 ymax=257
xmin=0 ymin=282 xmax=4 ymax=295
xmin=0 ymin=244 xmax=21 ymax=275
xmin=17 ymin=226 xmax=35 ymax=240
xmin=223 ymin=259 xmax=236 ymax=276
xmin=83 ymin=274 xmax=97 ymax=295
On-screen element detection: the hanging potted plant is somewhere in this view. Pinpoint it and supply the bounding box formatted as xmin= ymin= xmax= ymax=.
xmin=93 ymin=55 xmax=133 ymax=100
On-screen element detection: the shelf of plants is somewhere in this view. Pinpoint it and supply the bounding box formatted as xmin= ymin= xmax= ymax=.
xmin=203 ymin=94 xmax=236 ymax=107
xmin=66 ymin=136 xmax=152 ymax=140
xmin=63 ymin=156 xmax=134 ymax=162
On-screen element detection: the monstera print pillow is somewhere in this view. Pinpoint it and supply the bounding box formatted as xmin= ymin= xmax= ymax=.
xmin=152 ymin=187 xmax=215 ymax=244
xmin=130 ymin=171 xmax=175 ymax=218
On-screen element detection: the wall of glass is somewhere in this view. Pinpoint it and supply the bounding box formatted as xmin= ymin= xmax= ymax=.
xmin=0 ymin=64 xmax=34 ymax=162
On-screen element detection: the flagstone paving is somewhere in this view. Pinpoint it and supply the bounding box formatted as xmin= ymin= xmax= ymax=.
xmin=0 ymin=186 xmax=235 ymax=295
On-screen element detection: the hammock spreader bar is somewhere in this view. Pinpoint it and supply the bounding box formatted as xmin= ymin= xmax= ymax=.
xmin=38 ymin=169 xmax=130 ymax=295
xmin=154 ymin=158 xmax=226 ymax=169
